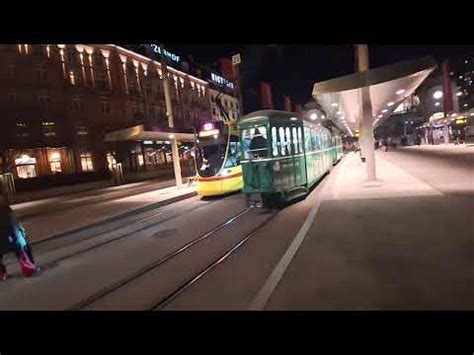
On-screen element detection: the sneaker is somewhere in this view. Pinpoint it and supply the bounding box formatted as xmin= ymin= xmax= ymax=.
xmin=0 ymin=273 xmax=7 ymax=281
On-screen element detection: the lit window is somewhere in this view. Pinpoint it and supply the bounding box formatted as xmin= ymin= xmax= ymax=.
xmin=69 ymin=71 xmax=75 ymax=85
xmin=49 ymin=152 xmax=62 ymax=173
xmin=80 ymin=152 xmax=94 ymax=172
xmin=50 ymin=161 xmax=62 ymax=173
xmin=15 ymin=155 xmax=37 ymax=179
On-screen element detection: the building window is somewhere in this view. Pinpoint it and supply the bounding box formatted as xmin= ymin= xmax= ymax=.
xmin=146 ymin=84 xmax=152 ymax=96
xmin=49 ymin=152 xmax=62 ymax=173
xmin=42 ymin=120 xmax=56 ymax=137
xmin=66 ymin=47 xmax=77 ymax=65
xmin=50 ymin=161 xmax=61 ymax=173
xmin=101 ymin=101 xmax=111 ymax=115
xmin=72 ymin=96 xmax=84 ymax=111
xmin=77 ymin=126 xmax=88 ymax=136
xmin=35 ymin=66 xmax=48 ymax=81
xmin=15 ymin=155 xmax=37 ymax=179
xmin=80 ymin=152 xmax=94 ymax=172
xmin=69 ymin=71 xmax=76 ymax=85
xmin=38 ymin=95 xmax=51 ymax=111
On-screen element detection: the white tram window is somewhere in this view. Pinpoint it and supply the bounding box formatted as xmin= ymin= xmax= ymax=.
xmin=292 ymin=127 xmax=298 ymax=154
xmin=311 ymin=129 xmax=318 ymax=150
xmin=279 ymin=127 xmax=286 ymax=156
xmin=285 ymin=127 xmax=292 ymax=155
xmin=242 ymin=126 xmax=268 ymax=159
xmin=304 ymin=126 xmax=311 ymax=151
xmin=297 ymin=127 xmax=303 ymax=153
xmin=271 ymin=127 xmax=278 ymax=157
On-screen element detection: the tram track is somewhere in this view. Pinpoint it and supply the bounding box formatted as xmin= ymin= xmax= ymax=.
xmin=69 ymin=206 xmax=256 ymax=310
xmin=150 ymin=211 xmax=277 ymax=310
xmin=4 ymin=197 xmax=220 ymax=269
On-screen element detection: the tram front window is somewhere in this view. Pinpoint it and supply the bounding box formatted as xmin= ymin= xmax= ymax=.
xmin=195 ymin=137 xmax=226 ymax=177
xmin=242 ymin=126 xmax=268 ymax=160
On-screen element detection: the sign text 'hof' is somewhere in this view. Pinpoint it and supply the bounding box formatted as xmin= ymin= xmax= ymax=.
xmin=149 ymin=44 xmax=181 ymax=64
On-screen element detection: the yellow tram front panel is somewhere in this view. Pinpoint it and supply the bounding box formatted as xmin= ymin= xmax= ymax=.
xmin=197 ymin=165 xmax=243 ymax=196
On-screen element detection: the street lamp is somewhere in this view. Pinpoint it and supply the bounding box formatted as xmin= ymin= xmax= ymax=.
xmin=433 ymin=90 xmax=443 ymax=100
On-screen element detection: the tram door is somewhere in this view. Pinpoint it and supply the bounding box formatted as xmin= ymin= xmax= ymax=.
xmin=291 ymin=126 xmax=305 ymax=187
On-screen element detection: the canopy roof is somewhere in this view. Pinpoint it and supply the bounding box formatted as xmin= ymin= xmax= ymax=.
xmin=312 ymin=56 xmax=437 ymax=135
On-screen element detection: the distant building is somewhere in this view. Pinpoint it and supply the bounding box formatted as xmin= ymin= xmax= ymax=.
xmin=0 ymin=44 xmax=211 ymax=179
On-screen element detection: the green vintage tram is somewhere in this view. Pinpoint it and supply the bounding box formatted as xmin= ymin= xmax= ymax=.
xmin=239 ymin=110 xmax=343 ymax=208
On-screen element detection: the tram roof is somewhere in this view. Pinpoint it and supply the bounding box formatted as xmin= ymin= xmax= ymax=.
xmin=240 ymin=110 xmax=332 ymax=133
xmin=312 ymin=55 xmax=437 ymax=136
xmin=241 ymin=110 xmax=302 ymax=121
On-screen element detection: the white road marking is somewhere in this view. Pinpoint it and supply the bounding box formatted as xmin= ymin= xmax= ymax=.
xmin=248 ymin=193 xmax=324 ymax=310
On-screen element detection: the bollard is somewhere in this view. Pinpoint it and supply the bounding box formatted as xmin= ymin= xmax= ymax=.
xmin=112 ymin=163 xmax=124 ymax=186
xmin=0 ymin=173 xmax=16 ymax=204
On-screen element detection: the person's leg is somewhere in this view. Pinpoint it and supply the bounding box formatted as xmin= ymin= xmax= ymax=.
xmin=0 ymin=254 xmax=7 ymax=278
xmin=24 ymin=244 xmax=35 ymax=264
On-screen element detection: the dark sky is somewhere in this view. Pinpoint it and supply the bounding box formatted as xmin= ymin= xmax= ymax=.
xmin=170 ymin=45 xmax=474 ymax=113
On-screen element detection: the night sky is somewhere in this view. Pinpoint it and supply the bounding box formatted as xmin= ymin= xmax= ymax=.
xmin=169 ymin=45 xmax=474 ymax=113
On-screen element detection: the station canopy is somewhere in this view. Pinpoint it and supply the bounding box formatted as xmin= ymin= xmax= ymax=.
xmin=104 ymin=125 xmax=195 ymax=143
xmin=312 ymin=56 xmax=437 ymax=136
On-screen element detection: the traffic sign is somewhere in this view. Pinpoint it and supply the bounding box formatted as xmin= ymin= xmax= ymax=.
xmin=232 ymin=54 xmax=241 ymax=65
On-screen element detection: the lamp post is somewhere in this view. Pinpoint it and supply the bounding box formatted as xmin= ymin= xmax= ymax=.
xmin=160 ymin=44 xmax=183 ymax=188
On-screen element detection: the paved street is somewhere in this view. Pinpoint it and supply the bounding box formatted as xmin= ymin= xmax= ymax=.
xmin=0 ymin=145 xmax=472 ymax=310
xmin=12 ymin=178 xmax=196 ymax=243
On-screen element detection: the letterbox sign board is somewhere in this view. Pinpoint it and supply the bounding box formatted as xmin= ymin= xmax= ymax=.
xmin=232 ymin=54 xmax=241 ymax=65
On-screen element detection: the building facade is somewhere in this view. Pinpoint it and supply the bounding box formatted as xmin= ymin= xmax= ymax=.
xmin=0 ymin=44 xmax=211 ymax=179
xmin=209 ymin=88 xmax=240 ymax=122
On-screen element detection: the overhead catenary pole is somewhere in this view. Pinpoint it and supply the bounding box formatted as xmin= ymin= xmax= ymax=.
xmin=355 ymin=44 xmax=377 ymax=182
xmin=232 ymin=54 xmax=244 ymax=117
xmin=160 ymin=44 xmax=183 ymax=188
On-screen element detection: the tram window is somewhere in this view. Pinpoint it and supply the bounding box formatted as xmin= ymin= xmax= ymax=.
xmin=311 ymin=129 xmax=318 ymax=150
xmin=292 ymin=127 xmax=298 ymax=154
xmin=242 ymin=126 xmax=268 ymax=159
xmin=285 ymin=127 xmax=292 ymax=155
xmin=304 ymin=126 xmax=311 ymax=151
xmin=271 ymin=127 xmax=279 ymax=157
xmin=279 ymin=127 xmax=286 ymax=156
xmin=297 ymin=127 xmax=303 ymax=153
xmin=224 ymin=141 xmax=240 ymax=168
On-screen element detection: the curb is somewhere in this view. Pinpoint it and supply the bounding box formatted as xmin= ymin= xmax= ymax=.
xmin=31 ymin=190 xmax=198 ymax=246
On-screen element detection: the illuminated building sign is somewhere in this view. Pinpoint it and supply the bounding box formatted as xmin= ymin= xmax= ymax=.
xmin=455 ymin=117 xmax=467 ymax=124
xmin=149 ymin=44 xmax=181 ymax=64
xmin=199 ymin=129 xmax=220 ymax=138
xmin=210 ymin=73 xmax=234 ymax=90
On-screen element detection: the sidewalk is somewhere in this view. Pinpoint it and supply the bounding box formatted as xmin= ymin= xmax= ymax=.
xmin=265 ymin=152 xmax=474 ymax=310
xmin=18 ymin=183 xmax=197 ymax=243
xmin=12 ymin=164 xmax=195 ymax=204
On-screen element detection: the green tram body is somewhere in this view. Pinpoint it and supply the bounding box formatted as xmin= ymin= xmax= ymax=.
xmin=239 ymin=110 xmax=343 ymax=207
